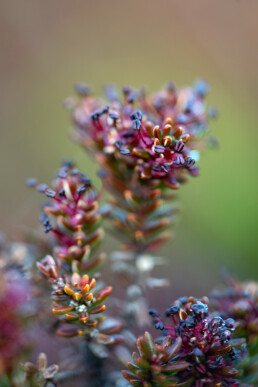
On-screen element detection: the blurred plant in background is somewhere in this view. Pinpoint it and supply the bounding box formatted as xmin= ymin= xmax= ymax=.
xmin=0 ymin=237 xmax=34 ymax=386
xmin=0 ymin=80 xmax=257 ymax=386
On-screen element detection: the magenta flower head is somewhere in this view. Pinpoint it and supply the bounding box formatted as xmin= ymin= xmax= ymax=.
xmin=70 ymin=82 xmax=215 ymax=254
xmin=28 ymin=163 xmax=123 ymax=345
xmin=123 ymin=296 xmax=246 ymax=386
xmin=72 ymin=81 xmax=213 ymax=190
xmin=27 ymin=161 xmax=106 ymax=267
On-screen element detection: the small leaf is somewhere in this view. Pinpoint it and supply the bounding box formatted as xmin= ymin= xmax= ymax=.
xmin=52 ymin=305 xmax=73 ymax=315
xmin=163 ymin=360 xmax=190 ymax=372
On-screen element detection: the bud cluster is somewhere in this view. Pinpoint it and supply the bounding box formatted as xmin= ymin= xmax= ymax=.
xmin=70 ymin=81 xmax=215 ymax=256
xmin=72 ymin=80 xmax=213 ymax=188
xmin=28 ymin=163 xmax=119 ymax=344
xmin=123 ymin=297 xmax=246 ymax=386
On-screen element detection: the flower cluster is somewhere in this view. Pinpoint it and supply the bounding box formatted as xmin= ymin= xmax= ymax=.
xmin=27 ymin=161 xmax=106 ymax=268
xmin=72 ymin=81 xmax=213 ymax=187
xmin=28 ymin=164 xmax=120 ymax=343
xmin=51 ymin=272 xmax=113 ymax=338
xmin=123 ymin=297 xmax=246 ymax=386
xmin=70 ymin=81 xmax=215 ymax=255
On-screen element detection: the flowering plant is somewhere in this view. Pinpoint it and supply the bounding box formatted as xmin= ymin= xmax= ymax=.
xmin=1 ymin=81 xmax=257 ymax=387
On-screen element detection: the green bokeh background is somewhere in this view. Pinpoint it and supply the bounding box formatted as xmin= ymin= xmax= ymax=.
xmin=1 ymin=0 xmax=257 ymax=296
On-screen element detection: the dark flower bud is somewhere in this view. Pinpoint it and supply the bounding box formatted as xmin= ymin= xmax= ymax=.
xmin=225 ymin=318 xmax=235 ymax=331
xmin=190 ymin=303 xmax=208 ymax=320
xmin=154 ymin=145 xmax=165 ymax=154
xmin=62 ymin=159 xmax=74 ymax=169
xmin=109 ymin=111 xmax=119 ymax=121
xmin=58 ymin=189 xmax=66 ymax=197
xmin=37 ymin=184 xmax=48 ymax=193
xmin=79 ymin=177 xmax=91 ymax=188
xmin=166 ymin=81 xmax=176 ymax=93
xmin=26 ymin=178 xmax=38 ymax=187
xmin=184 ymin=98 xmax=194 ymax=113
xmin=220 ymin=329 xmax=231 ymax=344
xmin=177 ymin=297 xmax=188 ymax=305
xmin=185 ymin=157 xmax=195 ymax=168
xmin=122 ymin=85 xmax=132 ymax=96
xmin=152 ymin=164 xmax=161 ymax=172
xmin=74 ymin=83 xmax=91 ymax=96
xmin=45 ymin=189 xmax=56 ymax=198
xmin=57 ymin=168 xmax=68 ymax=179
xmin=103 ymin=85 xmax=118 ymax=101
xmin=166 ymin=305 xmax=179 ymax=316
xmin=155 ymin=321 xmax=164 ymax=330
xmin=130 ymin=110 xmax=143 ymax=121
xmin=127 ymin=93 xmax=135 ymax=103
xmin=39 ymin=213 xmax=52 ymax=233
xmin=91 ymin=111 xmax=101 ymax=121
xmin=149 ymin=308 xmax=159 ymax=317
xmin=102 ymin=105 xmax=110 ymax=114
xmin=174 ymin=141 xmax=184 ymax=152
xmin=161 ymin=163 xmax=170 ymax=173
xmin=209 ymin=316 xmax=224 ymax=334
xmin=175 ymin=156 xmax=184 ymax=165
xmin=194 ymin=80 xmax=210 ymax=96
xmin=184 ymin=316 xmax=195 ymax=327
xmin=120 ymin=147 xmax=130 ymax=155
xmin=132 ymin=119 xmax=142 ymax=130
xmin=76 ymin=184 xmax=87 ymax=195
xmin=115 ymin=139 xmax=123 ymax=149
xmin=193 ymin=348 xmax=204 ymax=357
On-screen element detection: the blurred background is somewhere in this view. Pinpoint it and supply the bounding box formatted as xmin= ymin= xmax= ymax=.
xmin=1 ymin=0 xmax=258 ymax=301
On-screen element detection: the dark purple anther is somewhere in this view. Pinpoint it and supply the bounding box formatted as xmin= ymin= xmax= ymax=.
xmin=166 ymin=305 xmax=179 ymax=316
xmin=79 ymin=175 xmax=91 ymax=186
xmin=132 ymin=119 xmax=142 ymax=130
xmin=91 ymin=111 xmax=101 ymax=121
xmin=175 ymin=156 xmax=184 ymax=165
xmin=130 ymin=110 xmax=143 ymax=121
xmin=208 ymin=316 xmax=224 ymax=334
xmin=161 ymin=163 xmax=170 ymax=173
xmin=155 ymin=322 xmax=164 ymax=330
xmin=220 ymin=329 xmax=231 ymax=344
xmin=225 ymin=318 xmax=235 ymax=331
xmin=174 ymin=141 xmax=184 ymax=152
xmin=149 ymin=308 xmax=159 ymax=317
xmin=26 ymin=178 xmax=38 ymax=187
xmin=37 ymin=184 xmax=48 ymax=193
xmin=109 ymin=111 xmax=119 ymax=121
xmin=120 ymin=147 xmax=130 ymax=155
xmin=58 ymin=169 xmax=68 ymax=179
xmin=122 ymin=85 xmax=132 ymax=96
xmin=154 ymin=145 xmax=165 ymax=154
xmin=77 ymin=184 xmax=87 ymax=195
xmin=45 ymin=189 xmax=56 ymax=198
xmin=193 ymin=348 xmax=204 ymax=357
xmin=190 ymin=303 xmax=208 ymax=320
xmin=74 ymin=83 xmax=91 ymax=96
xmin=102 ymin=105 xmax=110 ymax=114
xmin=185 ymin=157 xmax=195 ymax=168
xmin=194 ymin=79 xmax=210 ymax=97
xmin=127 ymin=93 xmax=135 ymax=103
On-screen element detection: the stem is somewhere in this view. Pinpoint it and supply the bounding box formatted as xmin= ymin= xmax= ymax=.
xmin=83 ymin=340 xmax=104 ymax=387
